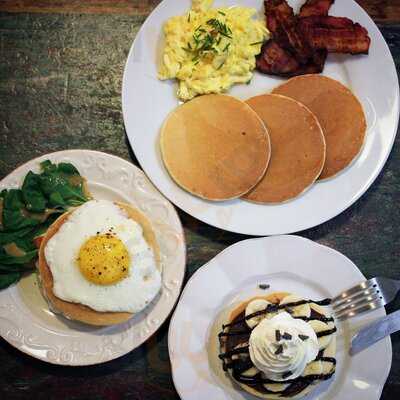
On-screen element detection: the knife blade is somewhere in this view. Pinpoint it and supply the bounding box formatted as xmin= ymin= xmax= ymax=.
xmin=351 ymin=309 xmax=400 ymax=355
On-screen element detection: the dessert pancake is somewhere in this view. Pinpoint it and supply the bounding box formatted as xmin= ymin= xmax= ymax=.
xmin=219 ymin=292 xmax=337 ymax=399
xmin=272 ymin=75 xmax=367 ymax=180
xmin=243 ymin=94 xmax=326 ymax=204
xmin=160 ymin=94 xmax=271 ymax=201
xmin=38 ymin=202 xmax=160 ymax=326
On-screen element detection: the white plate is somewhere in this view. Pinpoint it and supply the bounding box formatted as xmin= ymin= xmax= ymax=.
xmin=122 ymin=0 xmax=399 ymax=236
xmin=168 ymin=235 xmax=391 ymax=400
xmin=0 ymin=150 xmax=186 ymax=366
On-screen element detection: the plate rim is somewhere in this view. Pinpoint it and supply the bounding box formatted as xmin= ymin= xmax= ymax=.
xmin=121 ymin=0 xmax=400 ymax=236
xmin=0 ymin=149 xmax=187 ymax=366
xmin=168 ymin=235 xmax=392 ymax=399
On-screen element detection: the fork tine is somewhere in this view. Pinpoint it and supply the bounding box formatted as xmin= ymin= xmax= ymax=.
xmin=333 ymin=286 xmax=380 ymax=311
xmin=335 ymin=297 xmax=385 ymax=321
xmin=332 ymin=278 xmax=376 ymax=305
xmin=334 ymin=291 xmax=382 ymax=315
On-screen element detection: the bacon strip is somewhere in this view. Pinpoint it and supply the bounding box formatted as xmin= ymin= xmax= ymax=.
xmin=257 ymin=0 xmax=370 ymax=77
xmin=265 ymin=0 xmax=312 ymax=64
xmin=256 ymin=40 xmax=300 ymax=76
xmin=299 ymin=0 xmax=335 ymax=17
xmin=299 ymin=16 xmax=371 ymax=54
xmin=256 ymin=41 xmax=326 ymax=77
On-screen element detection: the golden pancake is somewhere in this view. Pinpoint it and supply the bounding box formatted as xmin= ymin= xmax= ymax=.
xmin=272 ymin=75 xmax=367 ymax=180
xmin=243 ymin=94 xmax=326 ymax=204
xmin=38 ymin=202 xmax=160 ymax=326
xmin=160 ymin=94 xmax=271 ymax=201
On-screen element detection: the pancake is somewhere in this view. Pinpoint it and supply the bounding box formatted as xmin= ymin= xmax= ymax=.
xmin=272 ymin=75 xmax=367 ymax=180
xmin=243 ymin=94 xmax=326 ymax=204
xmin=38 ymin=202 xmax=160 ymax=326
xmin=219 ymin=292 xmax=337 ymax=399
xmin=160 ymin=94 xmax=271 ymax=201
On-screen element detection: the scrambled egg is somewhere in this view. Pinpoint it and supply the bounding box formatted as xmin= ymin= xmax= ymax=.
xmin=158 ymin=0 xmax=269 ymax=101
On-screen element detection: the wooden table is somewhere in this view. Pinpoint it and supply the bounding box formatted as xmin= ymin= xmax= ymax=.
xmin=0 ymin=1 xmax=399 ymax=399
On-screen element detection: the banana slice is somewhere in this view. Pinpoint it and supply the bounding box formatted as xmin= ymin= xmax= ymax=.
xmin=321 ymin=334 xmax=337 ymax=374
xmin=241 ymin=366 xmax=259 ymax=377
xmin=245 ymin=299 xmax=272 ymax=328
xmin=280 ymin=295 xmax=311 ymax=318
xmin=264 ymin=382 xmax=290 ymax=393
xmin=302 ymin=360 xmax=323 ymax=376
xmin=309 ymin=320 xmax=335 ymax=350
xmin=310 ymin=302 xmax=330 ymax=317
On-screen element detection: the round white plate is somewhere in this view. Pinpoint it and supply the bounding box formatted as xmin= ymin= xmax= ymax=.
xmin=0 ymin=150 xmax=186 ymax=366
xmin=169 ymin=235 xmax=392 ymax=400
xmin=122 ymin=0 xmax=399 ymax=236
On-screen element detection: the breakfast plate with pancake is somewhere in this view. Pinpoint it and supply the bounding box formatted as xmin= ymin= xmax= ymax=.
xmin=168 ymin=235 xmax=392 ymax=399
xmin=122 ymin=0 xmax=399 ymax=235
xmin=0 ymin=150 xmax=186 ymax=365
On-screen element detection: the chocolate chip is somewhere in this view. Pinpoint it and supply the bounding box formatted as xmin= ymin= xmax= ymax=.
xmin=282 ymin=332 xmax=292 ymax=340
xmin=299 ymin=334 xmax=309 ymax=341
xmin=274 ymin=344 xmax=283 ymax=355
xmin=258 ymin=283 xmax=270 ymax=290
xmin=282 ymin=371 xmax=293 ymax=379
xmin=275 ymin=330 xmax=281 ymax=342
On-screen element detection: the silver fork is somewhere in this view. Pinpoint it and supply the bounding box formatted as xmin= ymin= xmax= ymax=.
xmin=331 ymin=277 xmax=400 ymax=321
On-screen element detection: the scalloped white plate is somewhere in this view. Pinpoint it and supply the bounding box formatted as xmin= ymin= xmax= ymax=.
xmin=122 ymin=0 xmax=399 ymax=236
xmin=169 ymin=235 xmax=391 ymax=399
xmin=0 ymin=150 xmax=186 ymax=366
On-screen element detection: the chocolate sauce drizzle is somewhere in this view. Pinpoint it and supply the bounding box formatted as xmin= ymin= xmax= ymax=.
xmin=222 ymin=298 xmax=332 ymax=329
xmin=218 ymin=298 xmax=336 ymax=397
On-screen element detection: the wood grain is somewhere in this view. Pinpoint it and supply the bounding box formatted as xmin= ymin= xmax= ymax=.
xmin=0 ymin=0 xmax=399 ymax=23
xmin=0 ymin=0 xmax=162 ymax=16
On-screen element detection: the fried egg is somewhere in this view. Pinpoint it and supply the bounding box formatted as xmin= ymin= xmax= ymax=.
xmin=44 ymin=200 xmax=162 ymax=313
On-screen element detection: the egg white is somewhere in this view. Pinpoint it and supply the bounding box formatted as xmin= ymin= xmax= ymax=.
xmin=44 ymin=200 xmax=162 ymax=313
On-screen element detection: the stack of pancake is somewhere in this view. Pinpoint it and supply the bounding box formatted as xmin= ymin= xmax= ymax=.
xmin=160 ymin=75 xmax=366 ymax=204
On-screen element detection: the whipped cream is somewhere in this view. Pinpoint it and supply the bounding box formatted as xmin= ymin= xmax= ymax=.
xmin=249 ymin=312 xmax=319 ymax=381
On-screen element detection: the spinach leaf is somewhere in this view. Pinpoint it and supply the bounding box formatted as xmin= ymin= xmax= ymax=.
xmin=2 ymin=209 xmax=41 ymax=231
xmin=22 ymin=171 xmax=46 ymax=213
xmin=0 ymin=249 xmax=38 ymax=265
xmin=58 ymin=162 xmax=80 ymax=175
xmin=0 ymin=272 xmax=22 ymax=289
xmin=0 ymin=160 xmax=89 ymax=290
xmin=0 ymin=264 xmax=34 ymax=273
xmin=3 ymin=189 xmax=24 ymax=210
xmin=0 ymin=226 xmax=34 ymax=245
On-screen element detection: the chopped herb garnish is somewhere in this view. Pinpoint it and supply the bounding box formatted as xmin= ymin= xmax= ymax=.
xmin=275 ymin=344 xmax=284 ymax=355
xmin=187 ymin=12 xmax=191 ymax=22
xmin=282 ymin=332 xmax=292 ymax=340
xmin=185 ymin=18 xmax=233 ymax=63
xmin=217 ymin=60 xmax=225 ymax=70
xmin=223 ymin=42 xmax=231 ymax=52
xmin=250 ymin=41 xmax=264 ymax=46
xmin=218 ymin=11 xmax=226 ymax=16
xmin=282 ymin=371 xmax=293 ymax=379
xmin=275 ymin=330 xmax=281 ymax=342
xmin=299 ymin=334 xmax=309 ymax=341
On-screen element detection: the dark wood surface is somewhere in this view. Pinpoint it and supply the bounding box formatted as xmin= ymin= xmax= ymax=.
xmin=0 ymin=0 xmax=399 ymax=399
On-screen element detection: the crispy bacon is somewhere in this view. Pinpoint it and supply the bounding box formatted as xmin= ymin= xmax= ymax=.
xmin=256 ymin=40 xmax=326 ymax=77
xmin=299 ymin=0 xmax=335 ymax=17
xmin=256 ymin=40 xmax=300 ymax=75
xmin=265 ymin=0 xmax=312 ymax=64
xmin=257 ymin=0 xmax=371 ymax=77
xmin=299 ymin=16 xmax=371 ymax=54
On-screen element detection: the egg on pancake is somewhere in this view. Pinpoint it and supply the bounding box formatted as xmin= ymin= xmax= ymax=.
xmin=39 ymin=200 xmax=161 ymax=325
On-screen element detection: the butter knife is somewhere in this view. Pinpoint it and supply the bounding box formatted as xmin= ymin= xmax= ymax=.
xmin=350 ymin=310 xmax=400 ymax=355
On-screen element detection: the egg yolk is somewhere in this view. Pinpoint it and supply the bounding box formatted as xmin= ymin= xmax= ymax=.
xmin=77 ymin=234 xmax=130 ymax=285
